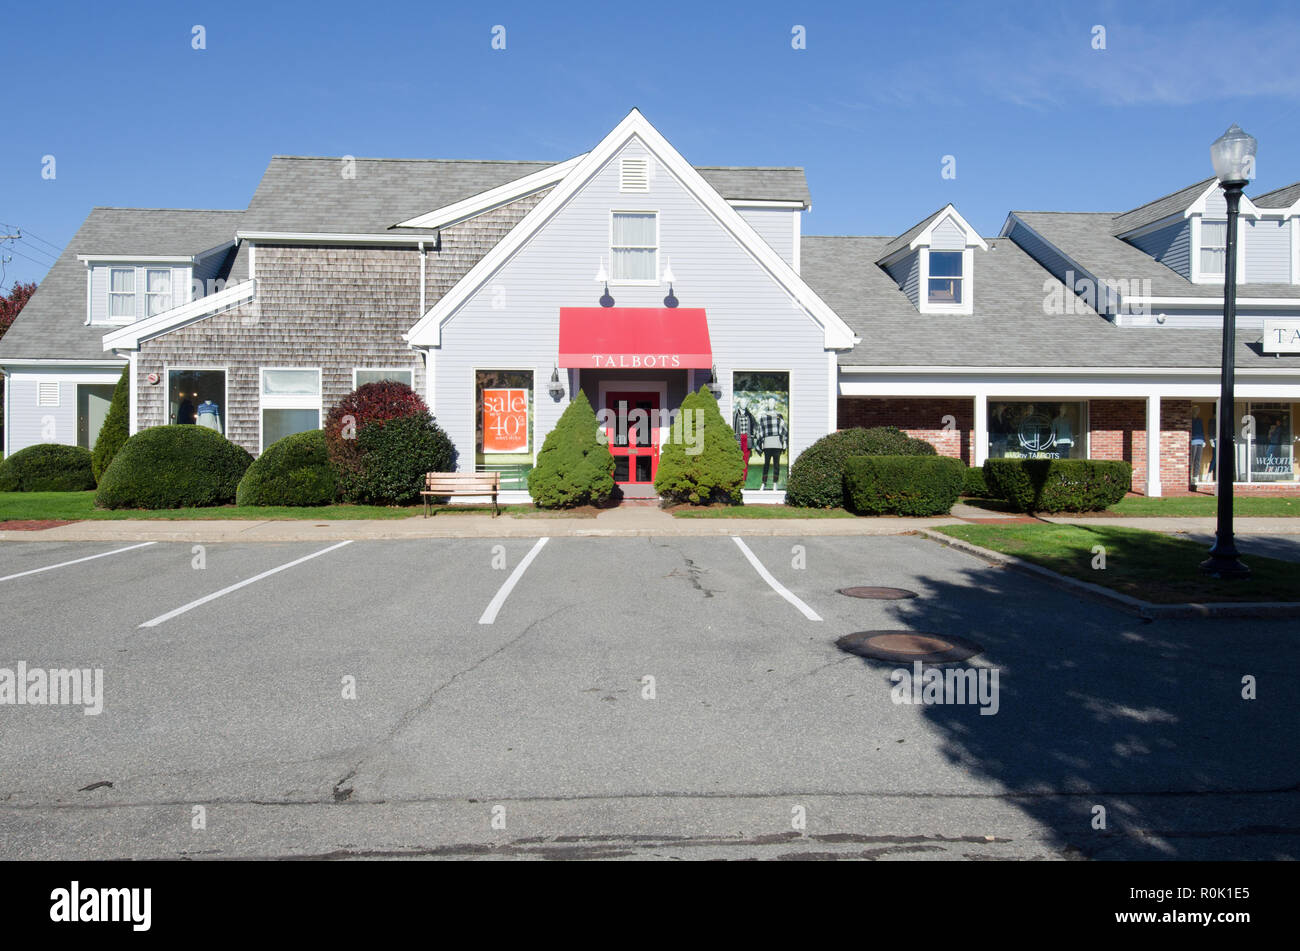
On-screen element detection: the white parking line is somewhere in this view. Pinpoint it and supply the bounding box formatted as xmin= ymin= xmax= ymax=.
xmin=732 ymin=536 xmax=822 ymax=621
xmin=479 ymin=537 xmax=549 ymax=625
xmin=138 ymin=540 xmax=354 ymax=628
xmin=0 ymin=542 xmax=157 ymax=582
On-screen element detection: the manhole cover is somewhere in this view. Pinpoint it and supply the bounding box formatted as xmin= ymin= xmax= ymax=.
xmin=835 ymin=631 xmax=983 ymax=664
xmin=838 ymin=586 xmax=918 ymax=600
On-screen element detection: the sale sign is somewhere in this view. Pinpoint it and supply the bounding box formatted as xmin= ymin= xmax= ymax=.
xmin=482 ymin=388 xmax=529 ymax=453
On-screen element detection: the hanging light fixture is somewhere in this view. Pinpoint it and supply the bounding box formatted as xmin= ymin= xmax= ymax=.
xmin=662 ymin=256 xmax=678 ymax=308
xmin=547 ymin=364 xmax=566 ymax=400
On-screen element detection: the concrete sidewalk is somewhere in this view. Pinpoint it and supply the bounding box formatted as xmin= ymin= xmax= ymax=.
xmin=0 ymin=506 xmax=964 ymax=542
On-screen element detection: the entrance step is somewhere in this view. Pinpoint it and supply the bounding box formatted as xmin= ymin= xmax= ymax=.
xmin=618 ymin=484 xmax=660 ymax=500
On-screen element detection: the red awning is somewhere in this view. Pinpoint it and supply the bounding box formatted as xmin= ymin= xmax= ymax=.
xmin=558 ymin=307 xmax=711 ymax=370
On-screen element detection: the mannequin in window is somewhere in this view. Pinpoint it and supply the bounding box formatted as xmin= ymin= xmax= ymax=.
xmin=176 ymin=395 xmax=196 ymax=426
xmin=732 ymin=397 xmax=758 ymax=455
xmin=1050 ymin=408 xmax=1074 ymax=458
xmin=196 ymin=400 xmax=222 ymax=434
xmin=756 ymin=397 xmax=788 ymax=490
xmin=1190 ymin=415 xmax=1206 ymax=484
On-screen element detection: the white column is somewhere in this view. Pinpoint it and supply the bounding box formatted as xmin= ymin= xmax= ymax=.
xmin=1145 ymin=394 xmax=1162 ymax=497
xmin=973 ymin=393 xmax=988 ymax=466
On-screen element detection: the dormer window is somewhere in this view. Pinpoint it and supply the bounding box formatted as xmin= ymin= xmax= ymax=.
xmin=927 ymin=251 xmax=964 ymax=304
xmin=109 ymin=268 xmax=136 ymax=319
xmin=1200 ymin=219 xmax=1227 ymax=275
xmin=146 ymin=268 xmax=173 ymax=316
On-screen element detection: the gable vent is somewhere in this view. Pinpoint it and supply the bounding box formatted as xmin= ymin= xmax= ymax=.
xmin=620 ymin=157 xmax=650 ymax=192
xmin=37 ymin=382 xmax=60 ymax=406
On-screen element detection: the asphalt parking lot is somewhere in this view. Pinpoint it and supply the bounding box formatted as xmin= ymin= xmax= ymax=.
xmin=0 ymin=533 xmax=1296 ymax=860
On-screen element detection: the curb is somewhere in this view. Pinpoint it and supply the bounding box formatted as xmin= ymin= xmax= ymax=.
xmin=917 ymin=529 xmax=1300 ymax=620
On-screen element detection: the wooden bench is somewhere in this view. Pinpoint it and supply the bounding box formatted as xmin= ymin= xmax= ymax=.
xmin=422 ymin=471 xmax=500 ymax=517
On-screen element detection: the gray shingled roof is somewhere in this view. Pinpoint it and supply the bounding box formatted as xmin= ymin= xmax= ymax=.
xmin=802 ymin=234 xmax=1300 ymax=370
xmin=1015 ymin=211 xmax=1300 ymax=299
xmin=1111 ymin=177 xmax=1215 ymax=236
xmin=240 ymin=156 xmax=811 ymax=234
xmin=0 ymin=208 xmax=243 ymax=362
xmin=1253 ymin=181 xmax=1300 ymax=208
xmin=875 ymin=207 xmax=947 ymax=263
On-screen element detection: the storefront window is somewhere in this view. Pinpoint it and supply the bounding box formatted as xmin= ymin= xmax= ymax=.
xmin=260 ymin=368 xmax=320 ymax=452
xmin=1235 ymin=401 xmax=1297 ymax=483
xmin=1189 ymin=402 xmax=1216 ymax=484
xmin=987 ymin=401 xmax=1086 ymax=460
xmin=733 ymin=372 xmax=790 ymax=491
xmin=169 ymin=369 xmax=226 ymax=434
xmin=475 ymin=370 xmax=534 ymax=490
xmin=354 ymin=368 xmax=414 ymax=388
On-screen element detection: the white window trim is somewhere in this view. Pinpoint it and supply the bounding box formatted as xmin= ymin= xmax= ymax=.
xmin=164 ymin=365 xmax=229 ymax=429
xmin=258 ymin=367 xmax=322 ymax=453
xmin=145 ymin=268 xmax=174 ymax=318
xmin=352 ymin=367 xmax=415 ymax=390
xmin=609 ymin=210 xmax=660 ymax=285
xmin=919 ymin=248 xmax=974 ymax=315
xmin=108 ymin=267 xmax=137 ymax=323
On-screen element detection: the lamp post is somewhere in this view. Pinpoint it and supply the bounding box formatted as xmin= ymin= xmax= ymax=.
xmin=1200 ymin=123 xmax=1256 ymax=579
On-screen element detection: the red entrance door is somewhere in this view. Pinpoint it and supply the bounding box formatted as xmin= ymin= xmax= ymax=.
xmin=605 ymin=392 xmax=659 ymax=485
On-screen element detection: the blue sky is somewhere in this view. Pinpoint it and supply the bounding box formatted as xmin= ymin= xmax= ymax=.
xmin=4 ymin=0 xmax=1300 ymax=289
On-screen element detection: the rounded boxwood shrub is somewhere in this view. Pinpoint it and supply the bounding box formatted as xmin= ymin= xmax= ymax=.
xmin=786 ymin=427 xmax=937 ymax=509
xmin=528 ymin=391 xmax=615 ymax=509
xmin=91 ymin=366 xmax=130 ymax=483
xmin=0 ymin=443 xmax=96 ymax=492
xmin=654 ymin=386 xmax=745 ymax=505
xmin=96 ymin=425 xmax=253 ymax=509
xmin=352 ymin=413 xmax=457 ymax=505
xmin=236 ymin=429 xmax=337 ymax=506
xmin=842 ymin=455 xmax=966 ymax=516
xmin=324 ymin=381 xmax=431 ymax=503
xmin=983 ymin=458 xmax=1132 ymax=514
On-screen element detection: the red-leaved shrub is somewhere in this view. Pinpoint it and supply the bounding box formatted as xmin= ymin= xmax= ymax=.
xmin=324 ymin=382 xmax=429 ymax=500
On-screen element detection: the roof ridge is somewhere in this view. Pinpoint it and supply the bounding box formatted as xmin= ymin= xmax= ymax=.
xmin=265 ymin=155 xmax=803 ymax=171
xmin=89 ymin=206 xmax=244 ymax=213
xmin=1114 ymin=176 xmax=1215 ymax=221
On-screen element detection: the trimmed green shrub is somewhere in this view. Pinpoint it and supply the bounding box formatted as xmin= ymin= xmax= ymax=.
xmin=528 ymin=391 xmax=615 ymax=508
xmin=0 ymin=443 xmax=96 ymax=492
xmin=963 ymin=464 xmax=990 ymax=498
xmin=91 ymin=366 xmax=130 ymax=483
xmin=352 ymin=413 xmax=456 ymax=505
xmin=655 ymin=386 xmax=745 ymax=505
xmin=983 ymin=458 xmax=1132 ymax=514
xmin=324 ymin=381 xmax=431 ymax=503
xmin=235 ymin=429 xmax=337 ymax=506
xmin=842 ymin=455 xmax=966 ymax=516
xmin=96 ymin=425 xmax=253 ymax=509
xmin=786 ymin=426 xmax=937 ymax=509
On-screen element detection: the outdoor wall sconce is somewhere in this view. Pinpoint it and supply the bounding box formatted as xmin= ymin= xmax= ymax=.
xmin=662 ymin=257 xmax=678 ymax=308
xmin=547 ymin=365 xmax=566 ymax=400
xmin=706 ymin=364 xmax=722 ymax=400
xmin=596 ymin=256 xmax=614 ymax=307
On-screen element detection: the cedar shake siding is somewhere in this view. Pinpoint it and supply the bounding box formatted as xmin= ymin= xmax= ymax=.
xmin=136 ymin=192 xmax=548 ymax=455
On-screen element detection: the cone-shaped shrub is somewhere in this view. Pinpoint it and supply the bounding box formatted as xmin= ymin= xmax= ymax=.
xmin=527 ymin=391 xmax=615 ymax=508
xmin=786 ymin=426 xmax=936 ymax=509
xmin=91 ymin=366 xmax=130 ymax=483
xmin=654 ymin=386 xmax=745 ymax=505
xmin=236 ymin=429 xmax=337 ymax=506
xmin=0 ymin=443 xmax=96 ymax=492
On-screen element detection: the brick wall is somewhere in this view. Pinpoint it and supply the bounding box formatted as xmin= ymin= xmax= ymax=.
xmin=837 ymin=397 xmax=973 ymax=463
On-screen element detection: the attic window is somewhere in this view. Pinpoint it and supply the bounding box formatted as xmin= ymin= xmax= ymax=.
xmin=928 ymin=251 xmax=964 ymax=304
xmin=1201 ymin=220 xmax=1227 ymax=275
xmin=620 ymin=157 xmax=649 ymax=192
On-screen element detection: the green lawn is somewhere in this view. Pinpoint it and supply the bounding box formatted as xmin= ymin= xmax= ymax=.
xmin=959 ymin=494 xmax=1300 ymax=517
xmin=0 ymin=491 xmax=535 ymax=522
xmin=671 ymin=504 xmax=855 ymax=519
xmin=936 ymin=523 xmax=1300 ymax=603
